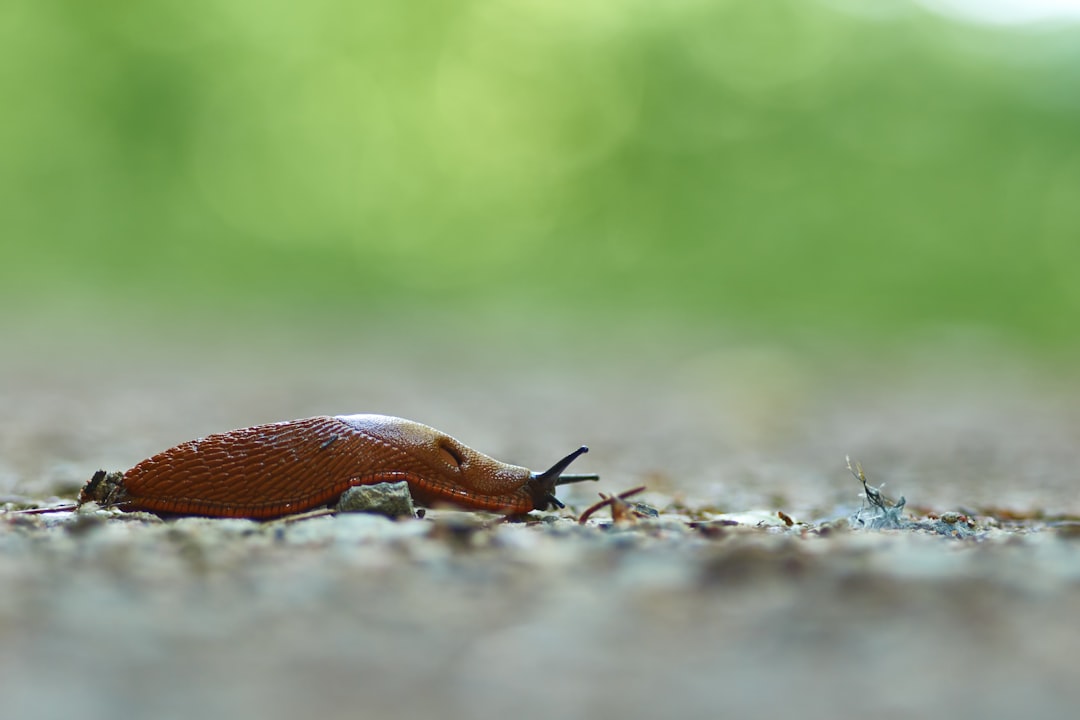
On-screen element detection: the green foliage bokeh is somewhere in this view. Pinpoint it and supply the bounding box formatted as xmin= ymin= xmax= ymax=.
xmin=3 ymin=0 xmax=1079 ymax=349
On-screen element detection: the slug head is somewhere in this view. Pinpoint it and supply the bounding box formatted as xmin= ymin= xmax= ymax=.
xmin=336 ymin=415 xmax=598 ymax=511
xmin=337 ymin=414 xmax=535 ymax=497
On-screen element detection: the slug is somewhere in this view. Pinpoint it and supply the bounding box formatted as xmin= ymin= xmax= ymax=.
xmin=78 ymin=414 xmax=598 ymax=519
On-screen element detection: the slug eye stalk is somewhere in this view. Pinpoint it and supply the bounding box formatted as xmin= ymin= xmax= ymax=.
xmin=527 ymin=446 xmax=599 ymax=510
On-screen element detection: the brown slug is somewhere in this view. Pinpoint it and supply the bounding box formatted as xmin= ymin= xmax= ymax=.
xmin=78 ymin=414 xmax=598 ymax=519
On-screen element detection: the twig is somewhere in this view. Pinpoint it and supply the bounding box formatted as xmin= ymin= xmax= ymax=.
xmin=578 ymin=486 xmax=647 ymax=525
xmin=3 ymin=503 xmax=79 ymax=516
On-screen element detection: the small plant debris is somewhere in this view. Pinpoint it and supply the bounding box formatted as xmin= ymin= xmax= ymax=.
xmin=845 ymin=456 xmax=981 ymax=538
xmin=578 ymin=486 xmax=648 ymax=525
xmin=847 ymin=456 xmax=908 ymax=530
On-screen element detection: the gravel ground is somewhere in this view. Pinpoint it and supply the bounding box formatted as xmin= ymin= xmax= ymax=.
xmin=3 ymin=337 xmax=1080 ymax=720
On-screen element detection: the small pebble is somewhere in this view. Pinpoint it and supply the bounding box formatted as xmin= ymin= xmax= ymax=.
xmin=336 ymin=481 xmax=416 ymax=519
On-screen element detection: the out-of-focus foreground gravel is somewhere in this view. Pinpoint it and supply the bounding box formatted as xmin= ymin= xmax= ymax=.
xmin=3 ymin=337 xmax=1080 ymax=720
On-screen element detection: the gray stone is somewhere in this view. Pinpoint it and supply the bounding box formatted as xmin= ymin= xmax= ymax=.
xmin=335 ymin=481 xmax=416 ymax=519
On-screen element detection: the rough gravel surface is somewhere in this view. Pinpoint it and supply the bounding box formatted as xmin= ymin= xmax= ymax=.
xmin=3 ymin=339 xmax=1079 ymax=720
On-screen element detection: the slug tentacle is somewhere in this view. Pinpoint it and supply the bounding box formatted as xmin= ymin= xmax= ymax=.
xmin=525 ymin=446 xmax=600 ymax=511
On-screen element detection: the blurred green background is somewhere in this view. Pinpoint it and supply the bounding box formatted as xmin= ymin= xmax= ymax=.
xmin=3 ymin=0 xmax=1079 ymax=356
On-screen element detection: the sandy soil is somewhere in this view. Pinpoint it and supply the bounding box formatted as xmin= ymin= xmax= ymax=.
xmin=3 ymin=338 xmax=1079 ymax=719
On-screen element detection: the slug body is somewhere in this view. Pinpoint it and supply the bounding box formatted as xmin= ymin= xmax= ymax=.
xmin=79 ymin=414 xmax=595 ymax=519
